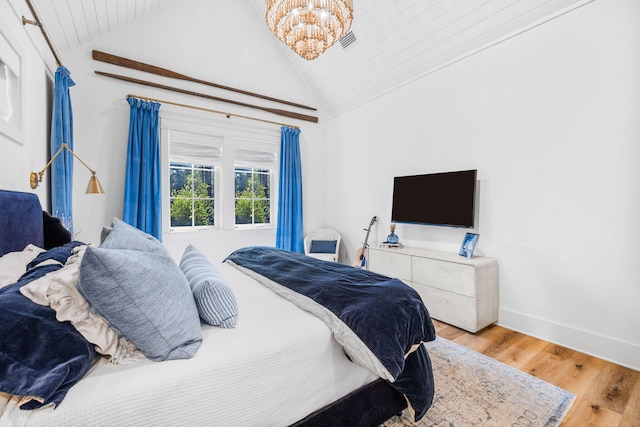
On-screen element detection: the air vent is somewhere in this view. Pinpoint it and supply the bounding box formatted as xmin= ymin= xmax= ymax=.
xmin=339 ymin=31 xmax=357 ymax=49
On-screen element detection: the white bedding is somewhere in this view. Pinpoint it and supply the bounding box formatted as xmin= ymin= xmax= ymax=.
xmin=0 ymin=262 xmax=376 ymax=427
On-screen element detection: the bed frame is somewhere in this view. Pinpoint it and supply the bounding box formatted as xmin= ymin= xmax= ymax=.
xmin=0 ymin=189 xmax=406 ymax=426
xmin=293 ymin=378 xmax=406 ymax=426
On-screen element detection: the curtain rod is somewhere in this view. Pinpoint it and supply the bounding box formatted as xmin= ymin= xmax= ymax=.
xmin=22 ymin=0 xmax=62 ymax=67
xmin=126 ymin=94 xmax=300 ymax=129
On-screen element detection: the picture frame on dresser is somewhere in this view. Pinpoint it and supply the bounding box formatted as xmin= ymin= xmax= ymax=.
xmin=459 ymin=232 xmax=479 ymax=259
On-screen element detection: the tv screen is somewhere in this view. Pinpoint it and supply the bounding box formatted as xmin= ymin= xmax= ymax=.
xmin=391 ymin=169 xmax=477 ymax=228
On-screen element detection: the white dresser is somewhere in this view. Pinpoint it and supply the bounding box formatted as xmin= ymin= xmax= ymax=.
xmin=367 ymin=246 xmax=498 ymax=333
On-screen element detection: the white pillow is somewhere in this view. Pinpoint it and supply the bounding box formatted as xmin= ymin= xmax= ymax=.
xmin=0 ymin=244 xmax=45 ymax=289
xmin=20 ymin=245 xmax=143 ymax=364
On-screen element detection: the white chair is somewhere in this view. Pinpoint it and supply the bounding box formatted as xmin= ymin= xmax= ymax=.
xmin=304 ymin=228 xmax=341 ymax=262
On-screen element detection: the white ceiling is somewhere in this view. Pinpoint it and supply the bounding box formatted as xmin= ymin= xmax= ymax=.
xmin=23 ymin=0 xmax=590 ymax=117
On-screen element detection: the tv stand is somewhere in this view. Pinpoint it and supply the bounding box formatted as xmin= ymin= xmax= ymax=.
xmin=367 ymin=246 xmax=498 ymax=333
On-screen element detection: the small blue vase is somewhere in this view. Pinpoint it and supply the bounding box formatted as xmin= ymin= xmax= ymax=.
xmin=386 ymin=231 xmax=399 ymax=244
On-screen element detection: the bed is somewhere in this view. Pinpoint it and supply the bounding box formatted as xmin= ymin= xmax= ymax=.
xmin=0 ymin=189 xmax=436 ymax=426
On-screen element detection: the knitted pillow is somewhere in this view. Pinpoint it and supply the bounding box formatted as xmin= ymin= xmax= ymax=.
xmin=179 ymin=245 xmax=238 ymax=328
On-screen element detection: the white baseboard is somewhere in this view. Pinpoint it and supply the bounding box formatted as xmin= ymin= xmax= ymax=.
xmin=498 ymin=308 xmax=640 ymax=371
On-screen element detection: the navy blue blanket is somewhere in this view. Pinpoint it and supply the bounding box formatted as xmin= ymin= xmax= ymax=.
xmin=0 ymin=242 xmax=97 ymax=409
xmin=225 ymin=246 xmax=436 ymax=420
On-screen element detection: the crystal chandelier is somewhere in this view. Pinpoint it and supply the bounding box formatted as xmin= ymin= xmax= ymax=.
xmin=266 ymin=0 xmax=353 ymax=61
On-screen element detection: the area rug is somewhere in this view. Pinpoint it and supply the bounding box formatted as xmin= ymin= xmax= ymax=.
xmin=384 ymin=337 xmax=576 ymax=427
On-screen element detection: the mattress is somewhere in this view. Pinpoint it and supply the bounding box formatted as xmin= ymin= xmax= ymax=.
xmin=0 ymin=261 xmax=377 ymax=427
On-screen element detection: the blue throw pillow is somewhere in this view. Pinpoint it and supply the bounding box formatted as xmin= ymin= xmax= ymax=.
xmin=310 ymin=240 xmax=337 ymax=254
xmin=78 ymin=247 xmax=202 ymax=361
xmin=179 ymin=245 xmax=238 ymax=328
xmin=100 ymin=218 xmax=166 ymax=256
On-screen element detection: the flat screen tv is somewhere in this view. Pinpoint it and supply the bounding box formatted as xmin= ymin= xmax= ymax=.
xmin=391 ymin=169 xmax=477 ymax=228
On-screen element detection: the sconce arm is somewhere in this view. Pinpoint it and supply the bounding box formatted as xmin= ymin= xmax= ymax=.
xmin=31 ymin=143 xmax=97 ymax=189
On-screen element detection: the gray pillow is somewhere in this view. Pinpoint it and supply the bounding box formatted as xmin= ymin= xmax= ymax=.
xmin=100 ymin=218 xmax=166 ymax=256
xmin=179 ymin=245 xmax=238 ymax=328
xmin=78 ymin=246 xmax=202 ymax=361
xmin=99 ymin=226 xmax=112 ymax=244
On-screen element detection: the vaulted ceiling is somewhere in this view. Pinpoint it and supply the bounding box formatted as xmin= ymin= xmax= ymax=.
xmin=21 ymin=0 xmax=589 ymax=117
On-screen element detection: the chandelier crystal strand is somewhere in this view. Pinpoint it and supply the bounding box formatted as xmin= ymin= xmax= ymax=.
xmin=266 ymin=0 xmax=353 ymax=60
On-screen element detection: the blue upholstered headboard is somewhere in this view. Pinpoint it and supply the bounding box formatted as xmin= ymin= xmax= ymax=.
xmin=0 ymin=189 xmax=72 ymax=257
xmin=0 ymin=190 xmax=44 ymax=256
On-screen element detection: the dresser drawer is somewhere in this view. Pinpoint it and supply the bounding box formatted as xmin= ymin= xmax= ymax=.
xmin=413 ymin=283 xmax=479 ymax=332
xmin=411 ymin=257 xmax=475 ymax=297
xmin=367 ymin=246 xmax=498 ymax=333
xmin=367 ymin=249 xmax=411 ymax=282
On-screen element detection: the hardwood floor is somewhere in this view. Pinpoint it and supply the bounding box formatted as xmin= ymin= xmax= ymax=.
xmin=433 ymin=320 xmax=640 ymax=427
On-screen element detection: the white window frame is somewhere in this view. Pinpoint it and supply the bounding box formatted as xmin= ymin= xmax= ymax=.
xmin=160 ymin=112 xmax=280 ymax=233
xmin=233 ymin=138 xmax=277 ymax=229
xmin=169 ymin=161 xmax=218 ymax=228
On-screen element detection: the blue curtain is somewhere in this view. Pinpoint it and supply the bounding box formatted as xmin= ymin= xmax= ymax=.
xmin=123 ymin=98 xmax=162 ymax=240
xmin=276 ymin=126 xmax=304 ymax=253
xmin=50 ymin=66 xmax=75 ymax=232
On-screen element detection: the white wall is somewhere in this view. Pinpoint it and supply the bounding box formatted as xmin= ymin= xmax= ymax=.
xmin=326 ymin=0 xmax=640 ymax=370
xmin=58 ymin=0 xmax=328 ymax=255
xmin=1 ymin=0 xmax=53 ymax=206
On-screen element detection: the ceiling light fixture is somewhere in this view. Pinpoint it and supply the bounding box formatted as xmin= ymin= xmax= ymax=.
xmin=266 ymin=0 xmax=353 ymax=61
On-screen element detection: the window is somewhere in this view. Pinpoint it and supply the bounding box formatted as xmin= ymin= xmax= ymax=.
xmin=162 ymin=117 xmax=279 ymax=232
xmin=235 ymin=167 xmax=271 ymax=225
xmin=167 ymin=130 xmax=222 ymax=230
xmin=170 ymin=163 xmax=215 ymax=227
xmin=233 ymin=144 xmax=276 ymax=227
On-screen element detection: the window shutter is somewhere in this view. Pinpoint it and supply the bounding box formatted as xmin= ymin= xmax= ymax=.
xmin=170 ymin=141 xmax=222 ymax=166
xmin=235 ymin=148 xmax=276 ymax=169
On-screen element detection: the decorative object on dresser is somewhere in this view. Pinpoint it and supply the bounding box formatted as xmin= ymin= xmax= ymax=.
xmin=353 ymin=216 xmax=377 ymax=268
xmin=367 ymin=246 xmax=498 ymax=333
xmin=459 ymin=232 xmax=479 ymax=259
xmin=385 ymin=223 xmax=400 ymax=244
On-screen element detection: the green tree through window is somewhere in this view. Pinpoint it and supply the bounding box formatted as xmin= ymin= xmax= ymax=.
xmin=170 ymin=163 xmax=214 ymax=227
xmin=235 ymin=167 xmax=271 ymax=225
